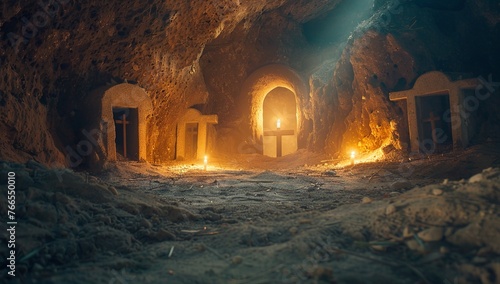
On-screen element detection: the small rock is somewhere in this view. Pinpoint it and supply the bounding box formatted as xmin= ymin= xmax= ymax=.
xmin=108 ymin=186 xmax=119 ymax=195
xmin=385 ymin=204 xmax=396 ymax=215
xmin=403 ymin=226 xmax=413 ymax=238
xmin=371 ymin=245 xmax=386 ymax=252
xmin=391 ymin=180 xmax=412 ymax=191
xmin=469 ymin=173 xmax=483 ymax=183
xmin=406 ymin=239 xmax=425 ymax=253
xmin=439 ymin=246 xmax=449 ymax=254
xmin=231 ymin=255 xmax=243 ymax=265
xmin=289 ymin=227 xmax=298 ymax=236
xmin=432 ymin=188 xmax=443 ymax=196
xmin=418 ymin=227 xmax=444 ymax=242
xmin=361 ymin=197 xmax=373 ymax=204
xmin=483 ymin=167 xmax=493 ymax=173
xmin=442 ymin=179 xmax=449 ymax=185
xmin=323 ymin=170 xmax=336 ymax=176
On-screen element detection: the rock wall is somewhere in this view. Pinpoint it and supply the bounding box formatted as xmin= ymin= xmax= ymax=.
xmin=0 ymin=0 xmax=499 ymax=167
xmin=0 ymin=0 xmax=341 ymax=166
xmin=320 ymin=0 xmax=500 ymax=157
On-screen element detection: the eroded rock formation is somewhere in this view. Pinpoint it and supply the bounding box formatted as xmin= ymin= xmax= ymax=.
xmin=0 ymin=0 xmax=499 ymax=167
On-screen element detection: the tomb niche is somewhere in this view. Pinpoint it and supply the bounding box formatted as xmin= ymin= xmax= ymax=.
xmin=176 ymin=108 xmax=218 ymax=161
xmin=83 ymin=83 xmax=153 ymax=168
xmin=240 ymin=64 xmax=307 ymax=157
xmin=263 ymin=87 xmax=298 ymax=157
xmin=389 ymin=71 xmax=479 ymax=153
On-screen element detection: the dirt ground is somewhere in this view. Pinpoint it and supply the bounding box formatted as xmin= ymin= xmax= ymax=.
xmin=1 ymin=143 xmax=500 ymax=284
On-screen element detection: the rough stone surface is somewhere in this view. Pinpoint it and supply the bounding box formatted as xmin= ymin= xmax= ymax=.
xmin=391 ymin=180 xmax=413 ymax=191
xmin=1 ymin=0 xmax=499 ymax=166
xmin=418 ymin=227 xmax=445 ymax=242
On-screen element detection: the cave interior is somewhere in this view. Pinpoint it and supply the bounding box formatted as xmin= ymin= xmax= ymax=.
xmin=1 ymin=0 xmax=500 ymax=283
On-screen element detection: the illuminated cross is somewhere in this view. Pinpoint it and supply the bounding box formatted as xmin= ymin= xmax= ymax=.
xmin=264 ymin=121 xmax=294 ymax=157
xmin=115 ymin=114 xmax=129 ymax=158
xmin=423 ymin=111 xmax=441 ymax=146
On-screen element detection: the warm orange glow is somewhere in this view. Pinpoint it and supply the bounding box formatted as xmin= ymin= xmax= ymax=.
xmin=350 ymin=151 xmax=356 ymax=160
xmin=277 ymin=119 xmax=281 ymax=129
xmin=203 ymin=155 xmax=208 ymax=171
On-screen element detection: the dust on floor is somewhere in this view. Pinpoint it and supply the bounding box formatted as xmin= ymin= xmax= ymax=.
xmin=1 ymin=146 xmax=500 ymax=283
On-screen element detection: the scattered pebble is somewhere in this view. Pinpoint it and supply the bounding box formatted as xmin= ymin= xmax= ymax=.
xmin=361 ymin=197 xmax=373 ymax=204
xmin=403 ymin=226 xmax=413 ymax=238
xmin=469 ymin=173 xmax=483 ymax=183
xmin=439 ymin=246 xmax=449 ymax=254
xmin=108 ymin=186 xmax=119 ymax=195
xmin=418 ymin=227 xmax=444 ymax=242
xmin=289 ymin=227 xmax=298 ymax=235
xmin=442 ymin=179 xmax=449 ymax=185
xmin=483 ymin=167 xmax=493 ymax=173
xmin=371 ymin=245 xmax=386 ymax=252
xmin=231 ymin=256 xmax=243 ymax=265
xmin=432 ymin=188 xmax=443 ymax=196
xmin=390 ymin=180 xmax=412 ymax=191
xmin=385 ymin=204 xmax=396 ymax=215
xmin=406 ymin=239 xmax=425 ymax=253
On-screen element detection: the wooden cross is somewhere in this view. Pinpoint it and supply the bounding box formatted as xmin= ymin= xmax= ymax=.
xmin=264 ymin=128 xmax=294 ymax=157
xmin=423 ymin=111 xmax=441 ymax=146
xmin=115 ymin=114 xmax=129 ymax=158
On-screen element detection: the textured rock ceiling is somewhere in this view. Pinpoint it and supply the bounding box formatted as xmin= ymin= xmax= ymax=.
xmin=0 ymin=0 xmax=499 ymax=167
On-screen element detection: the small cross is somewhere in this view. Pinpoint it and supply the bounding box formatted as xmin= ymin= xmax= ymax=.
xmin=423 ymin=111 xmax=441 ymax=146
xmin=264 ymin=124 xmax=294 ymax=157
xmin=115 ymin=114 xmax=130 ymax=158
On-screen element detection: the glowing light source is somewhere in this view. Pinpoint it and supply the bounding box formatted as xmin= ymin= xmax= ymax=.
xmin=203 ymin=155 xmax=208 ymax=171
xmin=277 ymin=119 xmax=281 ymax=129
xmin=350 ymin=151 xmax=356 ymax=165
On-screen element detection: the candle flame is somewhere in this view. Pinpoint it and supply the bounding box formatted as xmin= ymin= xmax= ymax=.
xmin=277 ymin=119 xmax=281 ymax=129
xmin=350 ymin=151 xmax=356 ymax=159
xmin=204 ymin=155 xmax=208 ymax=164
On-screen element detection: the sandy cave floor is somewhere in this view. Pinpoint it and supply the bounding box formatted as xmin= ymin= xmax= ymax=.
xmin=1 ymin=143 xmax=500 ymax=283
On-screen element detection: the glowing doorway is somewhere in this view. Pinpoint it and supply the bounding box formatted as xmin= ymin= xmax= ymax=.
xmin=262 ymin=87 xmax=298 ymax=157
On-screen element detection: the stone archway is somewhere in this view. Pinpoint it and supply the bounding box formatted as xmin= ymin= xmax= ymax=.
xmin=389 ymin=71 xmax=479 ymax=153
xmin=84 ymin=83 xmax=152 ymax=167
xmin=240 ymin=64 xmax=308 ymax=155
xmin=175 ymin=108 xmax=218 ymax=160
